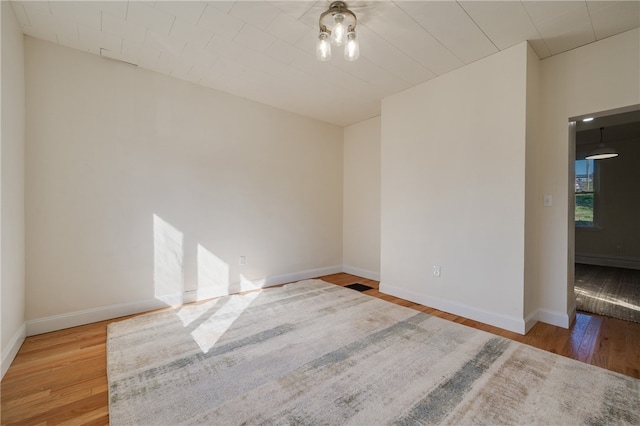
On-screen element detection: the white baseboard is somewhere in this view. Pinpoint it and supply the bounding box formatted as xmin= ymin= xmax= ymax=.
xmin=535 ymin=307 xmax=572 ymax=329
xmin=380 ymin=282 xmax=527 ymax=335
xmin=568 ymin=301 xmax=577 ymax=327
xmin=379 ymin=282 xmax=574 ymax=333
xmin=575 ymin=254 xmax=640 ymax=270
xmin=25 ymin=265 xmax=343 ymax=336
xmin=524 ymin=310 xmax=538 ymax=334
xmin=188 ymin=265 xmax=343 ymax=302
xmin=26 ymin=298 xmax=169 ymax=336
xmin=342 ymin=265 xmax=380 ymax=281
xmin=1 ymin=323 xmax=26 ymax=379
xmin=256 ymin=265 xmax=343 ymax=287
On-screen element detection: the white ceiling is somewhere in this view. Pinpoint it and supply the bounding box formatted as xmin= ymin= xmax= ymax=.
xmin=10 ymin=0 xmax=640 ymax=126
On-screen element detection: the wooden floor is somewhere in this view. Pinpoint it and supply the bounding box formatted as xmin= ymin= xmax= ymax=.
xmin=2 ymin=272 xmax=639 ymax=425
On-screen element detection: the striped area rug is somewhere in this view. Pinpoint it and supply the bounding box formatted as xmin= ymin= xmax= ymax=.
xmin=575 ymin=263 xmax=640 ymax=324
xmin=107 ymin=280 xmax=639 ymax=425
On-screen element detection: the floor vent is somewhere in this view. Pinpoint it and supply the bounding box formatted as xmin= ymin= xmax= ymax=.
xmin=345 ymin=283 xmax=374 ymax=292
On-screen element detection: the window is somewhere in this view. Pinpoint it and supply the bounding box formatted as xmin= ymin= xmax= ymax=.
xmin=575 ymin=159 xmax=595 ymax=227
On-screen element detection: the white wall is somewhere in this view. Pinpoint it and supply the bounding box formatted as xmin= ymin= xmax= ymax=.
xmin=380 ymin=43 xmax=529 ymax=333
xmin=12 ymin=23 xmax=640 ymax=345
xmin=1 ymin=2 xmax=26 ymax=378
xmin=343 ymin=116 xmax=381 ymax=280
xmin=524 ymin=44 xmax=541 ymax=327
xmin=379 ymin=30 xmax=640 ymax=334
xmin=538 ymin=28 xmax=640 ymax=319
xmin=24 ymin=38 xmax=343 ymax=334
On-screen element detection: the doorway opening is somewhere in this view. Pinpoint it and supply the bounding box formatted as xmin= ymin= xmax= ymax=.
xmin=569 ymin=105 xmax=640 ymax=324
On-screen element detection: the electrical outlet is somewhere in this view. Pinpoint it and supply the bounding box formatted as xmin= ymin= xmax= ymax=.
xmin=433 ymin=265 xmax=441 ymax=277
xmin=616 ymin=245 xmax=623 ymax=254
xmin=239 ymin=256 xmax=246 ymax=265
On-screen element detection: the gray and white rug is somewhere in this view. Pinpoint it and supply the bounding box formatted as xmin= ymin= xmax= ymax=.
xmin=575 ymin=263 xmax=640 ymax=323
xmin=108 ymin=280 xmax=639 ymax=425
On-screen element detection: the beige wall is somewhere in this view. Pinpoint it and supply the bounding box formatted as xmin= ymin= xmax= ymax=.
xmin=8 ymin=22 xmax=640 ymax=345
xmin=575 ymin=136 xmax=640 ymax=268
xmin=343 ymin=116 xmax=381 ymax=280
xmin=381 ymin=43 xmax=529 ymax=333
xmin=538 ymin=28 xmax=640 ymax=318
xmin=379 ymin=29 xmax=640 ymax=334
xmin=524 ymin=44 xmax=541 ymax=325
xmin=24 ymin=38 xmax=343 ymax=334
xmin=1 ymin=2 xmax=26 ymax=378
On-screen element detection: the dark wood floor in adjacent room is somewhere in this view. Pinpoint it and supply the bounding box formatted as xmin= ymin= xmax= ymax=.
xmin=2 ymin=273 xmax=639 ymax=425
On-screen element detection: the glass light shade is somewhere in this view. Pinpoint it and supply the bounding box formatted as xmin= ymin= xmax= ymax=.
xmin=316 ymin=32 xmax=331 ymax=61
xmin=585 ymin=145 xmax=618 ymax=160
xmin=331 ymin=13 xmax=347 ymax=46
xmin=344 ymin=31 xmax=359 ymax=61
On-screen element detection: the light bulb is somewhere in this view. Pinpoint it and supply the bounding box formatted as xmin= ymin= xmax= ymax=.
xmin=316 ymin=31 xmax=331 ymax=61
xmin=331 ymin=13 xmax=347 ymax=46
xmin=344 ymin=31 xmax=359 ymax=61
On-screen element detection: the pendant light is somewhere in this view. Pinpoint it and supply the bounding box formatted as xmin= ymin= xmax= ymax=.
xmin=585 ymin=127 xmax=618 ymax=160
xmin=316 ymin=31 xmax=331 ymax=61
xmin=316 ymin=2 xmax=359 ymax=61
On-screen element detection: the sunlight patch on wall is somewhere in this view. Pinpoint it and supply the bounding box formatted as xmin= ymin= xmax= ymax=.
xmin=191 ymin=292 xmax=258 ymax=353
xmin=153 ymin=214 xmax=184 ymax=307
xmin=197 ymin=244 xmax=230 ymax=300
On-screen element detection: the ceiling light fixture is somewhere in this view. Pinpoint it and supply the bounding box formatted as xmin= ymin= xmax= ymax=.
xmin=586 ymin=127 xmax=618 ymax=160
xmin=582 ymin=117 xmax=594 ymax=122
xmin=317 ymin=1 xmax=359 ymax=62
